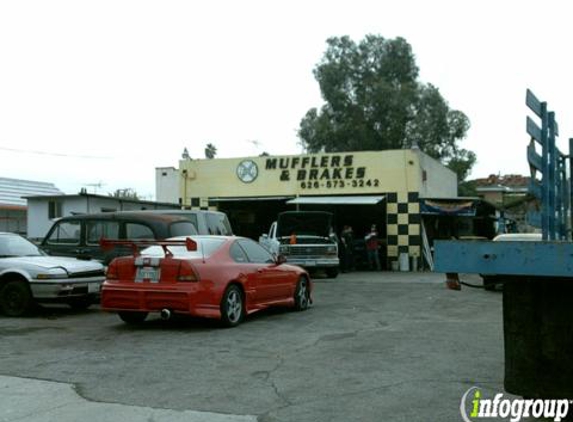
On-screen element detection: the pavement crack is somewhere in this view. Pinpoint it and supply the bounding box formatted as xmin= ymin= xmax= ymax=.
xmin=257 ymin=377 xmax=505 ymax=420
xmin=266 ymin=356 xmax=293 ymax=408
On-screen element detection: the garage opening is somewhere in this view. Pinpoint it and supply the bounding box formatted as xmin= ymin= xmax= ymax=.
xmin=286 ymin=196 xmax=386 ymax=234
xmin=286 ymin=196 xmax=387 ymax=270
xmin=211 ymin=197 xmax=293 ymax=240
xmin=420 ymin=198 xmax=497 ymax=243
xmin=214 ymin=195 xmax=388 ymax=270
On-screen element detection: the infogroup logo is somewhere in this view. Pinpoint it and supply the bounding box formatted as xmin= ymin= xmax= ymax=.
xmin=460 ymin=387 xmax=571 ymax=422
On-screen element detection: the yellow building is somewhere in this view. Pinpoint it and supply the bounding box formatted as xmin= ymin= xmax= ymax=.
xmin=160 ymin=149 xmax=458 ymax=268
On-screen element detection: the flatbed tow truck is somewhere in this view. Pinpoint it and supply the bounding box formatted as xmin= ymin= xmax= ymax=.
xmin=435 ymin=90 xmax=573 ymax=399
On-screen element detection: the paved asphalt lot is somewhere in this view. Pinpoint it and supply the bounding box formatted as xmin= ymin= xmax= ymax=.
xmin=0 ymin=271 xmax=518 ymax=422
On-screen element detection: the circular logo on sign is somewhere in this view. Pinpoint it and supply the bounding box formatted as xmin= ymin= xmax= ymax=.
xmin=236 ymin=160 xmax=258 ymax=183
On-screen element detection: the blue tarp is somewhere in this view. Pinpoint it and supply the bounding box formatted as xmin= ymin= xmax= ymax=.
xmin=420 ymin=199 xmax=477 ymax=216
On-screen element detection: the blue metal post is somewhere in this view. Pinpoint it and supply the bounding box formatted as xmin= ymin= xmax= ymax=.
xmin=541 ymin=102 xmax=549 ymax=240
xmin=548 ymin=112 xmax=558 ymax=239
xmin=559 ymin=155 xmax=568 ymax=238
xmin=570 ymin=138 xmax=573 ymax=239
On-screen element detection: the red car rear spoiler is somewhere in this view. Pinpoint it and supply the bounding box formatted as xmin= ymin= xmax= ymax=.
xmin=99 ymin=238 xmax=198 ymax=257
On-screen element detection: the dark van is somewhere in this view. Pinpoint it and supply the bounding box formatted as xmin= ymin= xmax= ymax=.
xmin=41 ymin=212 xmax=199 ymax=264
xmin=137 ymin=210 xmax=233 ymax=236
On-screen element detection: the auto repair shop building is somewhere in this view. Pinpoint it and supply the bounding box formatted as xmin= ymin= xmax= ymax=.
xmin=157 ymin=149 xmax=475 ymax=269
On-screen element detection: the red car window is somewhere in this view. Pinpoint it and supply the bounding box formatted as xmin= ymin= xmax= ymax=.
xmin=229 ymin=242 xmax=248 ymax=263
xmin=237 ymin=239 xmax=274 ymax=264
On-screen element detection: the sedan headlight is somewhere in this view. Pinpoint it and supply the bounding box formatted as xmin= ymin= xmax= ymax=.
xmin=36 ymin=269 xmax=69 ymax=280
xmin=326 ymin=246 xmax=338 ymax=255
xmin=279 ymin=245 xmax=290 ymax=253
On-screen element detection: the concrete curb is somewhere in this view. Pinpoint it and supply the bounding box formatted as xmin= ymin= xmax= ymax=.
xmin=0 ymin=375 xmax=257 ymax=422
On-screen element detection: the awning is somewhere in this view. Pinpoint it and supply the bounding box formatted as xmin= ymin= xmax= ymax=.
xmin=420 ymin=199 xmax=477 ymax=216
xmin=286 ymin=195 xmax=385 ymax=205
xmin=208 ymin=196 xmax=293 ymax=203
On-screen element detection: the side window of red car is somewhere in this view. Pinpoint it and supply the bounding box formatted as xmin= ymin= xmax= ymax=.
xmin=238 ymin=239 xmax=274 ymax=264
xmin=230 ymin=242 xmax=248 ymax=263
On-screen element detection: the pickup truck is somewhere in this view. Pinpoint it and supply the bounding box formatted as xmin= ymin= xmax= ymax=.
xmin=259 ymin=211 xmax=340 ymax=278
xmin=481 ymin=232 xmax=541 ymax=290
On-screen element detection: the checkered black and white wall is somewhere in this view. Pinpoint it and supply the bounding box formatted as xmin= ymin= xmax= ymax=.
xmin=386 ymin=191 xmax=421 ymax=263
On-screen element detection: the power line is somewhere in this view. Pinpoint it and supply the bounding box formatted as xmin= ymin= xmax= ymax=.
xmin=0 ymin=146 xmax=111 ymax=159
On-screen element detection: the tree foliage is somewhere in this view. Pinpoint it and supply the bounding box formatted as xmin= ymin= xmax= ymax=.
xmin=110 ymin=188 xmax=139 ymax=200
xmin=204 ymin=143 xmax=217 ymax=159
xmin=298 ymin=35 xmax=475 ymax=182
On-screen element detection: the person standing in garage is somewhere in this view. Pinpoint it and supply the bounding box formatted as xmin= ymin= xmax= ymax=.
xmin=341 ymin=225 xmax=355 ymax=272
xmin=365 ymin=224 xmax=381 ymax=271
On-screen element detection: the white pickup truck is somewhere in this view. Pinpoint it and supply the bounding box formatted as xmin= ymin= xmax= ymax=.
xmin=259 ymin=211 xmax=340 ymax=278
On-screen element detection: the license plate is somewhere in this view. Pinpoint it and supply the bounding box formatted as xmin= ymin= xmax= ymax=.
xmin=136 ymin=267 xmax=160 ymax=283
xmin=88 ymin=283 xmax=100 ymax=293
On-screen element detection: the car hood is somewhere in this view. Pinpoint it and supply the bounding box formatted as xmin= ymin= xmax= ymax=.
xmin=0 ymin=256 xmax=104 ymax=273
xmin=277 ymin=212 xmax=333 ymax=238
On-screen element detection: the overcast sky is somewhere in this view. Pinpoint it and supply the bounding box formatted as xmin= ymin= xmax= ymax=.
xmin=1 ymin=0 xmax=572 ymax=199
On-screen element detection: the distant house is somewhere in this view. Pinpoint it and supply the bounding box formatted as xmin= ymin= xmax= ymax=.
xmin=25 ymin=191 xmax=180 ymax=239
xmin=474 ymin=174 xmax=529 ymax=206
xmin=0 ymin=177 xmax=63 ymax=235
xmin=473 ymin=174 xmax=537 ymax=233
xmin=155 ymin=167 xmax=179 ymax=204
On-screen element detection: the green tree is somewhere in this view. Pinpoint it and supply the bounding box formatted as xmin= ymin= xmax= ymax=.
xmin=298 ymin=35 xmax=474 ymax=183
xmin=204 ymin=143 xmax=217 ymax=159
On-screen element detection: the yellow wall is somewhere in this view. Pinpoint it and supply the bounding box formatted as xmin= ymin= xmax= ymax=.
xmin=179 ymin=149 xmax=454 ymax=204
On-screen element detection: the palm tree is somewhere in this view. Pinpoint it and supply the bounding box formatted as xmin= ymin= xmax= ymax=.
xmin=204 ymin=143 xmax=217 ymax=159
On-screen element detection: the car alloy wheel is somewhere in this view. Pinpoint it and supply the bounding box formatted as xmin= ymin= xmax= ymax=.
xmin=221 ymin=285 xmax=244 ymax=327
xmin=294 ymin=277 xmax=310 ymax=311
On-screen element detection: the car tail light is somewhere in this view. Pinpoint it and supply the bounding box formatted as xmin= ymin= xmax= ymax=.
xmin=107 ymin=261 xmax=118 ymax=280
xmin=177 ymin=261 xmax=199 ymax=282
xmin=106 ymin=258 xmax=136 ymax=282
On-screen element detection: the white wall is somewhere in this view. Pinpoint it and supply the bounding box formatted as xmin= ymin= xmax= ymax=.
xmin=27 ymin=201 xmax=49 ymax=239
xmin=155 ymin=167 xmax=179 ymax=204
xmin=85 ymin=196 xmax=172 ymax=213
xmin=27 ymin=197 xmax=88 ymax=239
xmin=86 ymin=196 xmax=121 ymax=213
xmin=27 ymin=195 xmax=181 ymax=239
xmin=417 ymin=152 xmax=458 ymax=198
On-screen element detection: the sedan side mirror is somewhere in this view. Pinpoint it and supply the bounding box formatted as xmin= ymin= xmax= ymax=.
xmin=276 ymin=254 xmax=287 ymax=265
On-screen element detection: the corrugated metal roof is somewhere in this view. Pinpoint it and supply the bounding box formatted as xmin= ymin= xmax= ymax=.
xmin=25 ymin=192 xmax=179 ymax=207
xmin=0 ymin=177 xmax=63 ymax=207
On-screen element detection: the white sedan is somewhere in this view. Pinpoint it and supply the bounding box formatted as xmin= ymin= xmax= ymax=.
xmin=0 ymin=232 xmax=105 ymax=316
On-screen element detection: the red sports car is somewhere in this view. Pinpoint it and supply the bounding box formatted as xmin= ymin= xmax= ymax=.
xmin=101 ymin=236 xmax=312 ymax=327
